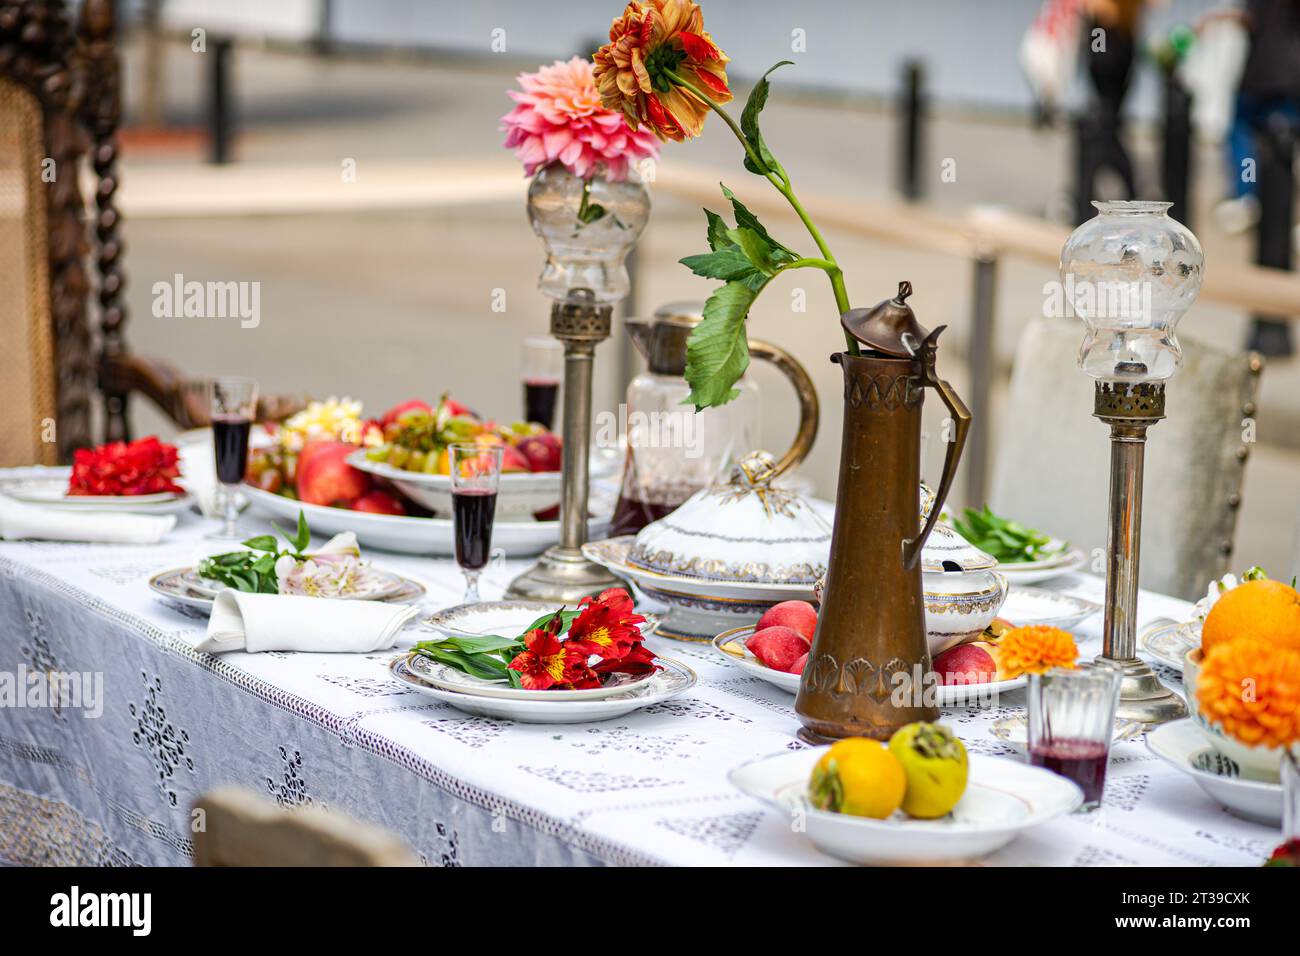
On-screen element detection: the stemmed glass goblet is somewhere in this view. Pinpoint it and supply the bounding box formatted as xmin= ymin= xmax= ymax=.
xmin=206 ymin=376 xmax=258 ymax=540
xmin=449 ymin=443 xmax=503 ymax=604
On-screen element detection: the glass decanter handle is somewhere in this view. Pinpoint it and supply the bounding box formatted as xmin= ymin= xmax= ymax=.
xmin=903 ymin=352 xmax=971 ymax=570
xmin=746 ymin=338 xmax=820 ymax=480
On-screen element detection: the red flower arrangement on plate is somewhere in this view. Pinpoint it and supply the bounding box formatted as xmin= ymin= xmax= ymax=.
xmin=413 ymin=588 xmax=656 ymax=691
xmin=67 ymin=436 xmax=183 ymax=497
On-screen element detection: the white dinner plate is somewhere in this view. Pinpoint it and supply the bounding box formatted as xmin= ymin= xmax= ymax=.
xmin=996 ymin=546 xmax=1087 ymax=585
xmin=711 ymin=625 xmax=1027 ymax=707
xmin=148 ymin=567 xmax=426 ymax=614
xmin=1139 ymin=618 xmax=1200 ymax=674
xmin=405 ymin=650 xmax=660 ymax=701
xmin=0 ymin=469 xmax=194 ymax=514
xmin=388 ymin=654 xmax=696 ymax=722
xmin=242 ymin=483 xmax=611 ymax=556
xmin=422 ymin=600 xmax=659 ymax=641
xmin=729 ymin=749 xmax=1083 ymax=865
xmin=180 ymin=564 xmax=407 ymax=601
xmin=1146 ymin=720 xmax=1282 ymax=826
xmin=1000 ymin=586 xmax=1101 ymax=631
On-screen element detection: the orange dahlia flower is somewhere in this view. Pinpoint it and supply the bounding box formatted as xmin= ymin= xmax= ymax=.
xmin=1196 ymin=638 xmax=1300 ymax=750
xmin=996 ymin=625 xmax=1079 ymax=679
xmin=593 ymin=0 xmax=732 ymax=141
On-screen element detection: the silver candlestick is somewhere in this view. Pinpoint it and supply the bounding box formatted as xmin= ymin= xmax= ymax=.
xmin=1093 ymin=380 xmax=1187 ymax=724
xmin=1061 ymin=199 xmax=1205 ymax=727
xmin=507 ymin=291 xmax=626 ymax=601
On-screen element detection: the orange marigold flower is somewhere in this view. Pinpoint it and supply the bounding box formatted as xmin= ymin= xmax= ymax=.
xmin=592 ymin=0 xmax=732 ymax=142
xmin=996 ymin=625 xmax=1079 ymax=679
xmin=1196 ymin=637 xmax=1300 ymax=750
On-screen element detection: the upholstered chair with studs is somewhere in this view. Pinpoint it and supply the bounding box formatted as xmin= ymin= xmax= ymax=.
xmin=989 ymin=317 xmax=1262 ymax=601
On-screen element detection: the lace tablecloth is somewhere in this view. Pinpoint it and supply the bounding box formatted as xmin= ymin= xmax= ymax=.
xmin=0 ymin=491 xmax=1280 ymax=866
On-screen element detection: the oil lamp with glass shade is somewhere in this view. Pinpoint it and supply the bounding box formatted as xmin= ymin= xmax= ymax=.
xmin=1059 ymin=200 xmax=1204 ymax=725
xmin=506 ymin=164 xmax=650 ymax=602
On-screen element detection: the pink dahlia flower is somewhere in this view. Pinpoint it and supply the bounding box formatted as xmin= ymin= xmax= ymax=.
xmin=501 ymin=56 xmax=660 ymax=181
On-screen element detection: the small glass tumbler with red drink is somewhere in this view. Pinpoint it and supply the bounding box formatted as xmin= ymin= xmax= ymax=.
xmin=449 ymin=443 xmax=503 ymax=604
xmin=207 ymin=376 xmax=258 ymax=540
xmin=1026 ymin=661 xmax=1123 ymax=811
xmin=521 ymin=336 xmax=563 ymax=430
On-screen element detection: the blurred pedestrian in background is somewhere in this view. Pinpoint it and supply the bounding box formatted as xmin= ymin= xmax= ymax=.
xmin=1208 ymin=1 xmax=1300 ymax=236
xmin=1078 ymin=0 xmax=1149 ymax=212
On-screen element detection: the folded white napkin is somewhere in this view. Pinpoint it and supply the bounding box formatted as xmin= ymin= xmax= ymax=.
xmin=196 ymin=590 xmax=418 ymax=654
xmin=0 ymin=495 xmax=176 ymax=544
xmin=177 ymin=441 xmax=220 ymax=518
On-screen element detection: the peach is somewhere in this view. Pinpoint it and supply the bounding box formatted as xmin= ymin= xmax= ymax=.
xmin=932 ymin=641 xmax=999 ymax=686
xmin=756 ymin=600 xmax=818 ymax=641
xmin=297 ymin=441 xmax=371 ymax=507
xmin=747 ymin=626 xmax=810 ymax=673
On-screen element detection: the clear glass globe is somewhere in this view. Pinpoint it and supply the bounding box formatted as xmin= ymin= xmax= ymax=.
xmin=527 ymin=163 xmax=651 ymax=304
xmin=1059 ymin=200 xmax=1205 ymax=382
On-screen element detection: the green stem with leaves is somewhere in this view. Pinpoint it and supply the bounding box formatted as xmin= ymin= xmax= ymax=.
xmin=667 ymin=69 xmax=857 ymax=354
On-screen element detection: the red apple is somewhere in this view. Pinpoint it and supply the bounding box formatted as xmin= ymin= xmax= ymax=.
xmin=501 ymin=445 xmax=531 ymax=474
xmin=517 ymin=433 xmax=562 ymax=472
xmin=932 ymin=642 xmax=999 ymax=686
xmin=747 ymin=626 xmax=811 ymax=673
xmin=351 ymin=489 xmax=406 ymax=515
xmin=756 ymin=600 xmax=818 ymax=641
xmin=788 ymin=652 xmax=809 ymax=675
xmin=296 ymin=441 xmax=371 ymax=507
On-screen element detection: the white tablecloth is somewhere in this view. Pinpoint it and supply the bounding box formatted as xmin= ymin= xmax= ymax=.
xmin=0 ymin=487 xmax=1281 ymax=866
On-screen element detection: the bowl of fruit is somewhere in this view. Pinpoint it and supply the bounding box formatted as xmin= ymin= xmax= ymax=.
xmin=730 ymin=724 xmax=1083 ymax=865
xmin=346 ymin=397 xmax=564 ymax=520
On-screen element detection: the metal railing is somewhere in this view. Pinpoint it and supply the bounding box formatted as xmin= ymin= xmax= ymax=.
xmin=652 ymin=162 xmax=1300 ymax=508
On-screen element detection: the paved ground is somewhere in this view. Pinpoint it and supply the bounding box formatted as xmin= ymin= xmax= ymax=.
xmin=116 ymin=39 xmax=1300 ymax=581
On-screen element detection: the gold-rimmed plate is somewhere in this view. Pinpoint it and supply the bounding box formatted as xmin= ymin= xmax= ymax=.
xmin=149 ymin=567 xmax=426 ymax=614
xmin=711 ymin=625 xmax=1027 ymax=707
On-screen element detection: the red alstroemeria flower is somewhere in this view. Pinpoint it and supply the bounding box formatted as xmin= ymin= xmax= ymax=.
xmin=565 ymin=588 xmax=646 ymax=660
xmin=507 ymin=629 xmax=589 ymax=691
xmin=593 ymin=641 xmax=660 ymax=677
xmin=67 ymin=436 xmax=184 ymax=497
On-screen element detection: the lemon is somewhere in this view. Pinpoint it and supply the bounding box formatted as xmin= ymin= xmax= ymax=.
xmin=808 ymin=738 xmax=906 ymax=819
xmin=888 ymin=721 xmax=968 ymax=819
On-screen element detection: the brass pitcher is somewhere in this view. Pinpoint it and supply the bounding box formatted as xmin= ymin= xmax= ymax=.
xmin=795 ymin=283 xmax=971 ymax=742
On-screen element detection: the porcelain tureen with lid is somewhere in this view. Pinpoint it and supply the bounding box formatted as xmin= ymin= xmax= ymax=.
xmin=919 ymin=523 xmax=1008 ymax=655
xmin=629 ymin=451 xmax=830 ymax=584
xmin=583 ymin=451 xmax=828 ymax=639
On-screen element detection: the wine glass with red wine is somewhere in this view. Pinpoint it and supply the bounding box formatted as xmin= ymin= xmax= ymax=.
xmin=206 ymin=376 xmax=258 ymax=540
xmin=449 ymin=443 xmax=503 ymax=603
xmin=521 ymin=336 xmax=563 ymax=430
xmin=1026 ymin=661 xmax=1123 ymax=811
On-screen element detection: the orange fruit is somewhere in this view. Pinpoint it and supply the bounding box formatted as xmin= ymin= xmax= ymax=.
xmin=1201 ymin=580 xmax=1300 ymax=653
xmin=808 ymin=738 xmax=906 ymax=819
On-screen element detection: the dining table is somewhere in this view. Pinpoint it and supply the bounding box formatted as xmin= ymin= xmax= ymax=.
xmin=0 ymin=469 xmax=1281 ymax=867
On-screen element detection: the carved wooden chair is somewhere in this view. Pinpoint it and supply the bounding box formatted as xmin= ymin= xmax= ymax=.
xmin=192 ymin=787 xmax=420 ymax=867
xmin=989 ymin=317 xmax=1263 ymax=601
xmin=0 ymin=0 xmax=296 ymax=467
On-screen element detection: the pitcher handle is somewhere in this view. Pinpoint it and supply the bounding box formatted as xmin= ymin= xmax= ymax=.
xmin=903 ymin=358 xmax=971 ymax=570
xmin=747 ymin=339 xmax=820 ymax=480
